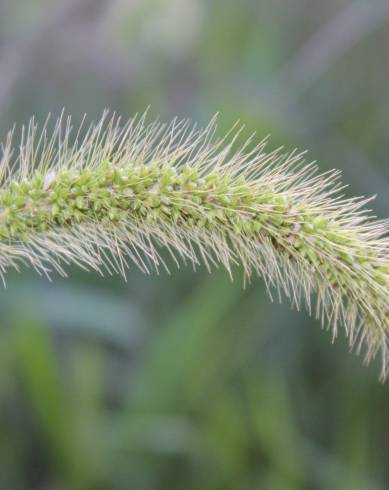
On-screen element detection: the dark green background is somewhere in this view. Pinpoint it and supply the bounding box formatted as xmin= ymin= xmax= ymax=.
xmin=0 ymin=1 xmax=388 ymax=488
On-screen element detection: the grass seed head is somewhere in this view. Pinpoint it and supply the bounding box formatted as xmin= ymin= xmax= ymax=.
xmin=0 ymin=112 xmax=388 ymax=379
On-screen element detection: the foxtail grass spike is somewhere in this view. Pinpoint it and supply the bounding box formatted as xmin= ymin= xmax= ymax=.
xmin=0 ymin=112 xmax=388 ymax=378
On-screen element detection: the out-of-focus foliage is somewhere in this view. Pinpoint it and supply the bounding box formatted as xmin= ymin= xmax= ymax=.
xmin=0 ymin=0 xmax=388 ymax=489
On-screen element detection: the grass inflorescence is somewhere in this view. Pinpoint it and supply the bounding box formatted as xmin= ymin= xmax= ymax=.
xmin=0 ymin=112 xmax=388 ymax=378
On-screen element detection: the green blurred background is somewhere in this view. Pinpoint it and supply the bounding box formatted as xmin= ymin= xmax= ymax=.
xmin=0 ymin=0 xmax=388 ymax=488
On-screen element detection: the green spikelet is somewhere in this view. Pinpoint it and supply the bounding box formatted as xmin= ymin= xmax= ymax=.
xmin=0 ymin=112 xmax=388 ymax=378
